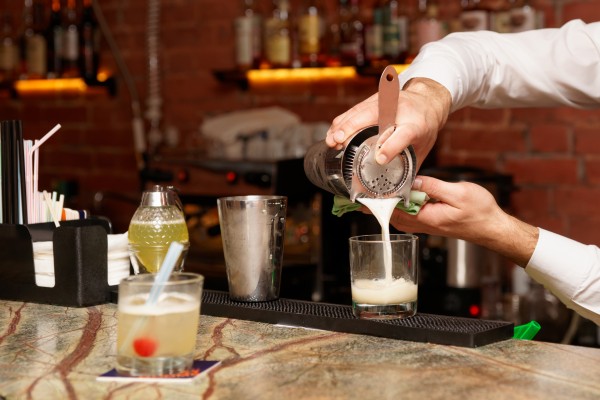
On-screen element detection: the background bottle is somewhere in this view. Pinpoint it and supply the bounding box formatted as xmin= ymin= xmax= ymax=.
xmin=364 ymin=3 xmax=383 ymax=67
xmin=0 ymin=13 xmax=19 ymax=82
xmin=46 ymin=0 xmax=63 ymax=78
xmin=338 ymin=0 xmax=364 ymax=66
xmin=460 ymin=0 xmax=489 ymax=32
xmin=61 ymin=0 xmax=79 ymax=78
xmin=79 ymin=0 xmax=100 ymax=81
xmin=264 ymin=0 xmax=292 ymax=68
xmin=411 ymin=0 xmax=444 ymax=59
xmin=21 ymin=0 xmax=48 ymax=79
xmin=510 ymin=0 xmax=536 ymax=32
xmin=298 ymin=0 xmax=324 ymax=67
xmin=234 ymin=0 xmax=262 ymax=70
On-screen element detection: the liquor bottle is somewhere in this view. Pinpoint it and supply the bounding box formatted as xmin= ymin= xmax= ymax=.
xmin=412 ymin=0 xmax=444 ymax=58
xmin=21 ymin=0 xmax=48 ymax=79
xmin=46 ymin=0 xmax=63 ymax=78
xmin=489 ymin=0 xmax=513 ymax=33
xmin=0 ymin=13 xmax=19 ymax=82
xmin=79 ymin=0 xmax=100 ymax=81
xmin=338 ymin=0 xmax=364 ymax=67
xmin=510 ymin=0 xmax=536 ymax=32
xmin=234 ymin=0 xmax=262 ymax=70
xmin=264 ymin=0 xmax=292 ymax=68
xmin=298 ymin=0 xmax=324 ymax=67
xmin=382 ymin=0 xmax=409 ymax=64
xmin=62 ymin=0 xmax=80 ymax=78
xmin=460 ymin=0 xmax=489 ymax=32
xmin=364 ymin=3 xmax=383 ymax=67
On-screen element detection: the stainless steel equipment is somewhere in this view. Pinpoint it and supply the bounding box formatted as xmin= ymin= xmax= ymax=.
xmin=303 ymin=65 xmax=416 ymax=205
xmin=217 ymin=195 xmax=287 ymax=302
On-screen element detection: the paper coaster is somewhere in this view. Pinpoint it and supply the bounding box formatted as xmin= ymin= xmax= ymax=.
xmin=96 ymin=360 xmax=220 ymax=383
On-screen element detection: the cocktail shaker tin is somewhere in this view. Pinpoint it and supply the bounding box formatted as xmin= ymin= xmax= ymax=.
xmin=304 ymin=65 xmax=417 ymax=206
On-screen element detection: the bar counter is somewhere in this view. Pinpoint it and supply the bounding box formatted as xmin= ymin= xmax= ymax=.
xmin=1 ymin=300 xmax=600 ymax=400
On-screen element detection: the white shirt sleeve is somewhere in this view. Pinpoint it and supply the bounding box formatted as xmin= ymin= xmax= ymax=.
xmin=526 ymin=229 xmax=600 ymax=326
xmin=400 ymin=20 xmax=600 ymax=324
xmin=400 ymin=19 xmax=600 ymax=112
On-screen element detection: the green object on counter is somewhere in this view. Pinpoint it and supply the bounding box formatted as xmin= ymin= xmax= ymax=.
xmin=331 ymin=191 xmax=429 ymax=217
xmin=513 ymin=321 xmax=541 ymax=340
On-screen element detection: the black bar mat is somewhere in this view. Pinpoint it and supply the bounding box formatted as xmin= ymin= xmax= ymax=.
xmin=201 ymin=290 xmax=514 ymax=348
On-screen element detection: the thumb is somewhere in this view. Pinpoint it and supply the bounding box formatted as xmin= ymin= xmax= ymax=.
xmin=412 ymin=175 xmax=464 ymax=207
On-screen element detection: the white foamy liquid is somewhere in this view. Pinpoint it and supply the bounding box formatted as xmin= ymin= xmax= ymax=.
xmin=119 ymin=293 xmax=199 ymax=315
xmin=357 ymin=197 xmax=401 ymax=282
xmin=352 ymin=278 xmax=418 ymax=304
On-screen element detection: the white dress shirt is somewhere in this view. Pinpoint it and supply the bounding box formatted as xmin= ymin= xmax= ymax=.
xmin=400 ymin=19 xmax=600 ymax=325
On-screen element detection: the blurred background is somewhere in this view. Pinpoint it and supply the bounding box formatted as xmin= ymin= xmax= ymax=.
xmin=0 ymin=0 xmax=599 ymax=346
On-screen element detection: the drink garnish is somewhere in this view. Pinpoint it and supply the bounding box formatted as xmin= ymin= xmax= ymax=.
xmin=133 ymin=337 xmax=158 ymax=357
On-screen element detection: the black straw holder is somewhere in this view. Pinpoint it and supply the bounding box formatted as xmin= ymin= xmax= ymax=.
xmin=0 ymin=218 xmax=119 ymax=307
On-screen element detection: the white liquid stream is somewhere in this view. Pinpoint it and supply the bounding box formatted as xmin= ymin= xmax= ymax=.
xmin=354 ymin=198 xmax=417 ymax=304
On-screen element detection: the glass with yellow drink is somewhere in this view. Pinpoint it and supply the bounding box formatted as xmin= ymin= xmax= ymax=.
xmin=116 ymin=273 xmax=203 ymax=376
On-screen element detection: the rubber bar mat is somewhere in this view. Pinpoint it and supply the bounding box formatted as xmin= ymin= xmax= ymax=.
xmin=201 ymin=290 xmax=514 ymax=348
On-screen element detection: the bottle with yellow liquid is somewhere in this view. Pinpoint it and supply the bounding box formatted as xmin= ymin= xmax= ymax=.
xmin=128 ymin=186 xmax=189 ymax=273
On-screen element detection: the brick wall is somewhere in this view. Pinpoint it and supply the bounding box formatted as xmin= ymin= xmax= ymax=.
xmin=1 ymin=0 xmax=599 ymax=246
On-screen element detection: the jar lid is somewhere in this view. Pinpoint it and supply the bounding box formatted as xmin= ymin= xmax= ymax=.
xmin=140 ymin=185 xmax=181 ymax=208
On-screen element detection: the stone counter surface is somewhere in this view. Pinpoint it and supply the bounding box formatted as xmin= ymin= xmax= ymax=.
xmin=1 ymin=300 xmax=600 ymax=400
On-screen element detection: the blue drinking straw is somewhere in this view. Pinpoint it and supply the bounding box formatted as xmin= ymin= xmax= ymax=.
xmin=146 ymin=241 xmax=184 ymax=306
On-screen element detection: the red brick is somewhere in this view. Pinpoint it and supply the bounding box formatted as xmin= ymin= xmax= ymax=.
xmin=448 ymin=127 xmax=526 ymax=153
xmin=464 ymin=107 xmax=508 ymax=125
xmin=504 ymin=157 xmax=579 ymax=185
xmin=575 ymin=128 xmax=600 ymax=154
xmin=567 ymin=216 xmax=600 ymax=246
xmin=554 ymin=187 xmax=600 ymax=218
xmin=584 ymin=158 xmax=600 ymax=185
xmin=563 ymin=3 xmax=600 ymax=23
xmin=530 ymin=124 xmax=570 ymax=153
xmin=510 ymin=187 xmax=552 ymax=217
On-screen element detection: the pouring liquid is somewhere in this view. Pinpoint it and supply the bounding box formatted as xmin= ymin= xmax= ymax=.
xmin=354 ymin=198 xmax=417 ymax=305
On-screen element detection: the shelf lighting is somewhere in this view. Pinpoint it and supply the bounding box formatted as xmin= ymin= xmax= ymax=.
xmin=247 ymin=66 xmax=357 ymax=83
xmin=14 ymin=78 xmax=87 ymax=94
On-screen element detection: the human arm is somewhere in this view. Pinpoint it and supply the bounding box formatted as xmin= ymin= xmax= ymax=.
xmin=390 ymin=175 xmax=600 ymax=325
xmin=326 ymin=19 xmax=600 ymax=165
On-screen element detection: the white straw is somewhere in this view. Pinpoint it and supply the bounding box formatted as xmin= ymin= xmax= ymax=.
xmin=30 ymin=124 xmax=61 ymax=153
xmin=43 ymin=191 xmax=60 ymax=228
xmin=146 ymin=241 xmax=185 ymax=306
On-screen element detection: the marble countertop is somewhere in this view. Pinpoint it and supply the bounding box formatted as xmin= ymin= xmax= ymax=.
xmin=1 ymin=300 xmax=600 ymax=400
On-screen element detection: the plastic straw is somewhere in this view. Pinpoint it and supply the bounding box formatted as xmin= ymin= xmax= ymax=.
xmin=146 ymin=241 xmax=185 ymax=306
xmin=43 ymin=190 xmax=60 ymax=228
xmin=30 ymin=124 xmax=61 ymax=153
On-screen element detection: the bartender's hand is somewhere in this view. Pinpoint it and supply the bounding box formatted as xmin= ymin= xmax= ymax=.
xmin=325 ymin=78 xmax=452 ymax=169
xmin=390 ymin=176 xmax=539 ymax=267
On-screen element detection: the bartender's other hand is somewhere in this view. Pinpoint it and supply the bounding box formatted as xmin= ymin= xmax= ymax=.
xmin=390 ymin=176 xmax=539 ymax=267
xmin=325 ymin=78 xmax=452 ymax=169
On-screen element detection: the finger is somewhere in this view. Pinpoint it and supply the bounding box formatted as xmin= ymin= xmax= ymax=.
xmin=412 ymin=175 xmax=465 ymax=207
xmin=326 ymin=95 xmax=379 ymax=144
xmin=375 ymin=123 xmax=415 ymax=165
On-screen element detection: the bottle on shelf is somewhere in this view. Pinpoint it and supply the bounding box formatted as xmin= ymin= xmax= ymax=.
xmin=61 ymin=0 xmax=80 ymax=78
xmin=79 ymin=0 xmax=100 ymax=81
xmin=298 ymin=0 xmax=324 ymax=67
xmin=46 ymin=0 xmax=63 ymax=79
xmin=489 ymin=0 xmax=514 ymax=33
xmin=338 ymin=0 xmax=364 ymax=67
xmin=411 ymin=0 xmax=444 ymax=60
xmin=364 ymin=1 xmax=384 ymax=67
xmin=382 ymin=0 xmax=409 ymax=64
xmin=21 ymin=0 xmax=48 ymax=79
xmin=459 ymin=0 xmax=489 ymax=32
xmin=0 ymin=12 xmax=19 ymax=82
xmin=510 ymin=0 xmax=536 ymax=32
xmin=264 ymin=0 xmax=292 ymax=68
xmin=234 ymin=0 xmax=262 ymax=70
